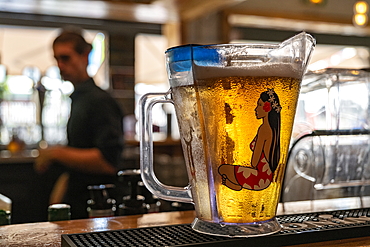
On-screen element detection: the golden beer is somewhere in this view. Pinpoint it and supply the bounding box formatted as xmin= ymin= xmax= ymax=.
xmin=172 ymin=75 xmax=300 ymax=224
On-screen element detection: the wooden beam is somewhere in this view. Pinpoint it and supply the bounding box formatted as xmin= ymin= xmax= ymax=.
xmin=178 ymin=0 xmax=246 ymax=21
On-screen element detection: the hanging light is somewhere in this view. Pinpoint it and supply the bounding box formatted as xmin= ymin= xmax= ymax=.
xmin=353 ymin=13 xmax=368 ymax=26
xmin=303 ymin=0 xmax=326 ymax=6
xmin=354 ymin=1 xmax=369 ymax=14
xmin=353 ymin=1 xmax=369 ymax=27
xmin=309 ymin=0 xmax=324 ymax=4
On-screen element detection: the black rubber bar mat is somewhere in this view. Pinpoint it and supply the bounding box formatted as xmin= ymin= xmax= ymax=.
xmin=61 ymin=208 xmax=370 ymax=247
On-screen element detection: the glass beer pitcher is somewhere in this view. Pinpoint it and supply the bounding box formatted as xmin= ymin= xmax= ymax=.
xmin=139 ymin=32 xmax=316 ymax=237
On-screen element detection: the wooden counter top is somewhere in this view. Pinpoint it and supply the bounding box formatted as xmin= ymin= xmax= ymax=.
xmin=0 ymin=209 xmax=370 ymax=247
xmin=0 ymin=211 xmax=195 ymax=246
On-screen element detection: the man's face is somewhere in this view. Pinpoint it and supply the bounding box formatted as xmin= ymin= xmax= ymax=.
xmin=53 ymin=42 xmax=88 ymax=84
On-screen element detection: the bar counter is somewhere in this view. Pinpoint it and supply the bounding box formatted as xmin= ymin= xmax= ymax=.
xmin=0 ymin=209 xmax=370 ymax=247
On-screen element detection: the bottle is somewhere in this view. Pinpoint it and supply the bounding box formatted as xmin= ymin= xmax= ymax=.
xmin=0 ymin=193 xmax=11 ymax=225
xmin=7 ymin=128 xmax=25 ymax=153
xmin=87 ymin=184 xmax=116 ymax=218
xmin=48 ymin=204 xmax=71 ymax=221
xmin=117 ymin=170 xmax=147 ymax=216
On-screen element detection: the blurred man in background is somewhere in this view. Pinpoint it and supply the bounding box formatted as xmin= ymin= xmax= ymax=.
xmin=35 ymin=28 xmax=124 ymax=219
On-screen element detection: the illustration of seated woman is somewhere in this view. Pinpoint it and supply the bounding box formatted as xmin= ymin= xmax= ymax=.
xmin=218 ymin=88 xmax=281 ymax=191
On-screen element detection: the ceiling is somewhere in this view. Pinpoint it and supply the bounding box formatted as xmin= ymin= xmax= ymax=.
xmin=0 ymin=0 xmax=368 ymax=39
xmin=0 ymin=0 xmax=366 ymax=26
xmin=0 ymin=0 xmax=369 ymax=76
xmin=226 ymin=0 xmax=356 ymax=24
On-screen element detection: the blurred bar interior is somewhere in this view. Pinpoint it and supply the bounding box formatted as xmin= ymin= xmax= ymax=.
xmin=1 ymin=0 xmax=370 ymax=224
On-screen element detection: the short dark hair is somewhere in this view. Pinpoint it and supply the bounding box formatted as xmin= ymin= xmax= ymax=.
xmin=53 ymin=28 xmax=92 ymax=55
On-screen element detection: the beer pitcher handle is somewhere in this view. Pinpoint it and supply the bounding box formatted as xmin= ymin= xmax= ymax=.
xmin=139 ymin=92 xmax=193 ymax=203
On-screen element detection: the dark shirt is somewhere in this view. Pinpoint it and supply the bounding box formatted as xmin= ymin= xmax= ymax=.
xmin=64 ymin=78 xmax=124 ymax=219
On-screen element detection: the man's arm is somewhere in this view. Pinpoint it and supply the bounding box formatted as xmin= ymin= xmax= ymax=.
xmin=34 ymin=146 xmax=117 ymax=175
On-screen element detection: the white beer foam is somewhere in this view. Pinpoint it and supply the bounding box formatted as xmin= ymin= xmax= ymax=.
xmin=194 ymin=63 xmax=302 ymax=79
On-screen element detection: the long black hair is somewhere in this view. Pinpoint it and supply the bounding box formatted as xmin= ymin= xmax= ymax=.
xmin=260 ymin=89 xmax=281 ymax=172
